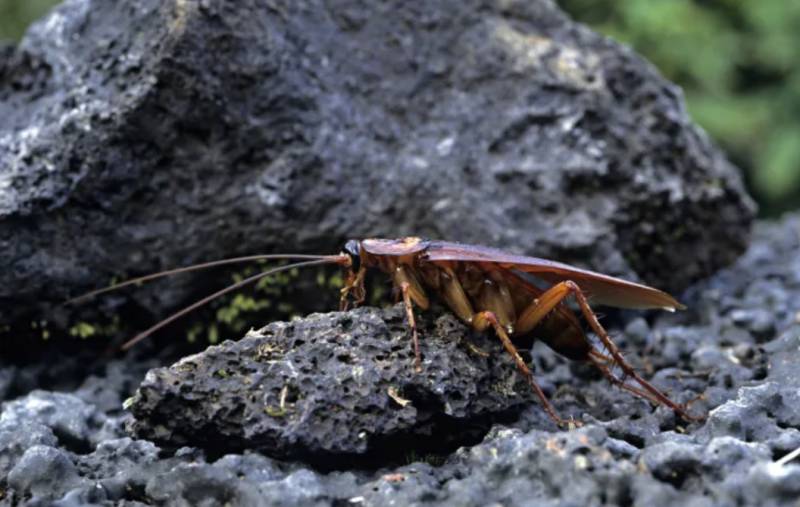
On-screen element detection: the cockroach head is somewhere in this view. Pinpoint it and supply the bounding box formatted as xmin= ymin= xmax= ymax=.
xmin=342 ymin=239 xmax=361 ymax=272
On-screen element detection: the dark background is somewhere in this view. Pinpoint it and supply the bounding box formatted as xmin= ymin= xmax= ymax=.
xmin=3 ymin=0 xmax=798 ymax=216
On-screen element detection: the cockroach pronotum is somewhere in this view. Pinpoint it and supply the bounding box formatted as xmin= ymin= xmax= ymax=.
xmin=69 ymin=237 xmax=703 ymax=425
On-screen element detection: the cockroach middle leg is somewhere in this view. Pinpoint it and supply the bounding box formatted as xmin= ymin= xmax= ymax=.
xmin=515 ymin=280 xmax=702 ymax=422
xmin=393 ymin=265 xmax=430 ymax=372
xmin=472 ymin=311 xmax=573 ymax=427
xmin=399 ymin=281 xmax=423 ymax=372
xmin=437 ymin=268 xmax=572 ymax=426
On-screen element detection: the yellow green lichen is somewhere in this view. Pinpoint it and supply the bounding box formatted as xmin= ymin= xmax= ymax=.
xmin=264 ymin=405 xmax=288 ymax=418
xmin=69 ymin=322 xmax=97 ymax=339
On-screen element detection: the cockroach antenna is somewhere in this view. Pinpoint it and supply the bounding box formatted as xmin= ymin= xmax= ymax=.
xmin=64 ymin=253 xmax=341 ymax=306
xmin=66 ymin=253 xmax=349 ymax=351
xmin=119 ymin=257 xmax=345 ymax=350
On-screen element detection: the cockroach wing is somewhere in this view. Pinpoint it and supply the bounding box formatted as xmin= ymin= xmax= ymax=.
xmin=423 ymin=241 xmax=685 ymax=311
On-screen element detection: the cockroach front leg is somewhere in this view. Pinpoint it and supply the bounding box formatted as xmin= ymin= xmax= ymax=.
xmin=515 ymin=281 xmax=702 ymax=422
xmin=340 ymin=267 xmax=367 ymax=310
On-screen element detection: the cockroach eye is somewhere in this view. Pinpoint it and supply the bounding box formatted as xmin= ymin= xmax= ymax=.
xmin=343 ymin=239 xmax=361 ymax=271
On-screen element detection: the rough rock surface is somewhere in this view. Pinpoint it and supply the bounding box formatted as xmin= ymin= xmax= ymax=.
xmin=1 ymin=212 xmax=798 ymax=505
xmin=126 ymin=305 xmax=541 ymax=463
xmin=1 ymin=0 xmax=754 ymax=329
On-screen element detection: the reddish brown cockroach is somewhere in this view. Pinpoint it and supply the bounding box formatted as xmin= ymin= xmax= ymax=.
xmin=70 ymin=237 xmax=702 ymax=425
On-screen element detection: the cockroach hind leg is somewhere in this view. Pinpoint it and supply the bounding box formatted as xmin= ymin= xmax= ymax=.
xmin=591 ymin=351 xmax=704 ymax=423
xmin=563 ymin=280 xmax=705 ymax=423
xmin=681 ymin=393 xmax=708 ymax=422
xmin=588 ymin=348 xmax=614 ymax=366
xmin=588 ymin=352 xmax=664 ymax=407
xmin=511 ymin=280 xmax=702 ymax=424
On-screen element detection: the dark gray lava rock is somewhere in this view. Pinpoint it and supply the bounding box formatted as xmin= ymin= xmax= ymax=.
xmin=0 ymin=391 xmax=106 ymax=453
xmin=127 ymin=305 xmax=539 ymax=463
xmin=1 ymin=0 xmax=754 ymax=330
xmin=6 ymin=445 xmax=84 ymax=502
xmin=0 ymin=421 xmax=57 ymax=478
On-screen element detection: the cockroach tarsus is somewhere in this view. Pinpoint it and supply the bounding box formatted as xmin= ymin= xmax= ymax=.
xmin=68 ymin=236 xmax=704 ymax=426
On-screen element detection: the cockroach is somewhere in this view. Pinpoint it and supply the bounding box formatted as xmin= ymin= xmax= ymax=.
xmin=69 ymin=237 xmax=703 ymax=425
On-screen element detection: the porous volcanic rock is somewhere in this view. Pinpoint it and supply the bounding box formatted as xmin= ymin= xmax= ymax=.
xmin=1 ymin=0 xmax=754 ymax=330
xmin=126 ymin=305 xmax=539 ymax=464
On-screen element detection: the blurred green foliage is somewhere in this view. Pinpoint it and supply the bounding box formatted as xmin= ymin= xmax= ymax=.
xmin=2 ymin=0 xmax=798 ymax=214
xmin=0 ymin=0 xmax=59 ymax=41
xmin=560 ymin=0 xmax=800 ymax=215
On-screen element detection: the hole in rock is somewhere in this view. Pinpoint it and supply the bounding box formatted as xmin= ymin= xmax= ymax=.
xmin=120 ymin=481 xmax=149 ymax=504
xmin=52 ymin=427 xmax=93 ymax=455
xmin=605 ymin=428 xmax=645 ymax=449
xmin=652 ymin=460 xmax=702 ymax=490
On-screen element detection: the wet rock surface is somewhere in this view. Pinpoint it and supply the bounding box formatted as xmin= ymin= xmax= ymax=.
xmin=0 ymin=212 xmax=798 ymax=505
xmin=1 ymin=0 xmax=754 ymax=330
